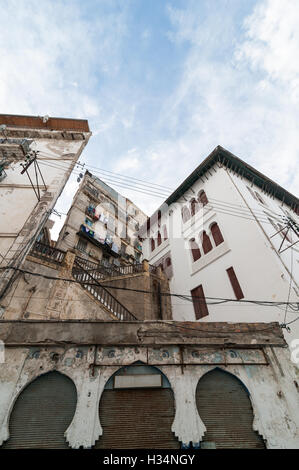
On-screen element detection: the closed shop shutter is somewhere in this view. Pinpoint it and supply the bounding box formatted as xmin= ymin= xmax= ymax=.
xmin=2 ymin=371 xmax=77 ymax=449
xmin=95 ymin=388 xmax=180 ymax=449
xmin=196 ymin=369 xmax=265 ymax=449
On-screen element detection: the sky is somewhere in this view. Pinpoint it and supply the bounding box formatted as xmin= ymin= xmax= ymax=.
xmin=0 ymin=0 xmax=298 ymax=239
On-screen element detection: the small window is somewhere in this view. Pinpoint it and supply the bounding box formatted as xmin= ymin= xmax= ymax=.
xmin=146 ymin=218 xmax=151 ymax=237
xmin=163 ymin=225 xmax=168 ymax=241
xmin=181 ymin=206 xmax=191 ymax=223
xmin=191 ymin=285 xmax=209 ymax=319
xmin=190 ymin=238 xmax=201 ymax=262
xmin=211 ymin=222 xmax=224 ymax=246
xmin=157 ymin=231 xmax=162 ymax=246
xmin=151 ymin=238 xmax=155 ymax=252
xmin=190 ymin=198 xmax=199 ymax=216
xmin=198 ymin=190 xmax=208 ymax=207
xmin=77 ymin=238 xmax=87 ymax=253
xmin=201 ymin=231 xmax=213 ymax=254
xmin=226 ymin=267 xmax=244 ymax=300
xmin=157 ymin=210 xmax=161 ymax=227
xmin=166 ymin=257 xmax=172 ymax=267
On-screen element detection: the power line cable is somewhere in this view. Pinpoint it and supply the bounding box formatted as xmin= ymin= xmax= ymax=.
xmin=0 ymin=265 xmax=298 ymax=308
xmin=37 ymin=152 xmax=296 ymax=221
xmin=37 ymin=159 xmax=289 ymax=226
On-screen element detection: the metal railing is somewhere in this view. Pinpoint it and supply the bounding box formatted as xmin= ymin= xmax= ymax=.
xmin=74 ymin=255 xmax=144 ymax=278
xmin=149 ymin=265 xmax=158 ymax=275
xmin=30 ymin=241 xmax=66 ymax=264
xmin=72 ymin=258 xmax=137 ymax=321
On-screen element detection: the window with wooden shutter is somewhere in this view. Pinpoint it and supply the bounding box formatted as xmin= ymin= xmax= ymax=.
xmin=201 ymin=231 xmax=213 ymax=254
xmin=151 ymin=238 xmax=155 ymax=252
xmin=211 ymin=222 xmax=224 ymax=246
xmin=190 ymin=239 xmax=201 ymax=262
xmin=226 ymin=267 xmax=244 ymax=300
xmin=191 ymin=285 xmax=209 ymax=319
xmin=190 ymin=198 xmax=198 ymax=216
xmin=198 ymin=190 xmax=208 ymax=207
xmin=182 ymin=206 xmax=191 ymax=223
xmin=157 ymin=231 xmax=162 ymax=246
xmin=163 ymin=225 xmax=168 ymax=241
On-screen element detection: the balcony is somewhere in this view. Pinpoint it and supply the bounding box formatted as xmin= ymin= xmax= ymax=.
xmin=83 ymin=185 xmax=99 ymax=200
xmin=85 ymin=205 xmax=99 ymax=221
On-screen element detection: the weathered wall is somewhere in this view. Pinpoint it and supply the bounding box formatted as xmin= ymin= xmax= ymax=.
xmin=0 ymin=117 xmax=91 ymax=300
xmin=102 ymin=270 xmax=172 ymax=321
xmin=0 ymin=257 xmax=114 ymax=321
xmin=0 ymin=343 xmax=298 ymax=449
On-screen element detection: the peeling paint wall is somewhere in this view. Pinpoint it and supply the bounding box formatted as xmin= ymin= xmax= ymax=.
xmin=0 ymin=248 xmax=172 ymax=321
xmin=0 ymin=120 xmax=91 ymax=300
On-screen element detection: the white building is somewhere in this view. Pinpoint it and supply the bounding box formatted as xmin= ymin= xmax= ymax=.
xmin=142 ymin=146 xmax=299 ymax=346
xmin=0 ymin=114 xmax=91 ymax=301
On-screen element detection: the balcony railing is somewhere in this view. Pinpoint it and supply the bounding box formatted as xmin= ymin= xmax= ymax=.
xmin=74 ymin=255 xmax=144 ymax=278
xmin=72 ymin=258 xmax=138 ymax=321
xmin=30 ymin=241 xmax=66 ymax=264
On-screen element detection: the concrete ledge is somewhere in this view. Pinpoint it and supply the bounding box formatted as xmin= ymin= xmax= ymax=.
xmin=0 ymin=320 xmax=286 ymax=348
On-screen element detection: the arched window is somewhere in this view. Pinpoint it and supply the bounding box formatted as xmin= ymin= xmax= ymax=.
xmin=201 ymin=231 xmax=213 ymax=254
xmin=157 ymin=231 xmax=162 ymax=246
xmin=190 ymin=238 xmax=201 ymax=262
xmin=198 ymin=190 xmax=208 ymax=207
xmin=190 ymin=198 xmax=199 ymax=216
xmin=181 ymin=206 xmax=191 ymax=223
xmin=163 ymin=225 xmax=168 ymax=241
xmin=151 ymin=238 xmax=155 ymax=252
xmin=166 ymin=257 xmax=172 ymax=267
xmin=146 ymin=218 xmax=151 ymax=237
xmin=157 ymin=210 xmax=161 ymax=227
xmin=211 ymin=222 xmax=224 ymax=246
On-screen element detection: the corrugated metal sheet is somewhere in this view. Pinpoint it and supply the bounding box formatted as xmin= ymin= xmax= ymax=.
xmin=95 ymin=389 xmax=180 ymax=449
xmin=2 ymin=371 xmax=77 ymax=449
xmin=196 ymin=369 xmax=265 ymax=449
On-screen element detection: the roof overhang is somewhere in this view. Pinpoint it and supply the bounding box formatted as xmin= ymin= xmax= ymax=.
xmin=165 ymin=145 xmax=299 ymax=212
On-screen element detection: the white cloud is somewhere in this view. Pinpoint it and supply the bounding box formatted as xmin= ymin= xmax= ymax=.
xmin=0 ymin=0 xmax=128 ymax=117
xmin=138 ymin=0 xmax=299 ymax=215
xmin=236 ymin=0 xmax=299 ymax=101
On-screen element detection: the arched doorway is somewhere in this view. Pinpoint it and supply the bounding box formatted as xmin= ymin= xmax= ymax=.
xmin=196 ymin=368 xmax=265 ymax=449
xmin=95 ymin=364 xmax=179 ymax=449
xmin=2 ymin=371 xmax=77 ymax=449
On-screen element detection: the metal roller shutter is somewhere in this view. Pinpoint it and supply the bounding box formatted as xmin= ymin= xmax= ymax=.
xmin=2 ymin=371 xmax=77 ymax=449
xmin=196 ymin=368 xmax=265 ymax=449
xmin=95 ymin=388 xmax=180 ymax=449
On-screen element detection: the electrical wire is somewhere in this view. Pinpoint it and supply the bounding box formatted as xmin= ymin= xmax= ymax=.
xmin=39 ymin=163 xmax=282 ymax=226
xmin=0 ymin=265 xmax=298 ymax=309
xmin=36 ymin=153 xmax=295 ymax=222
xmin=37 ymin=159 xmax=290 ymax=227
xmin=35 ymin=157 xmax=293 ymax=232
xmin=38 ymin=151 xmax=174 ymax=192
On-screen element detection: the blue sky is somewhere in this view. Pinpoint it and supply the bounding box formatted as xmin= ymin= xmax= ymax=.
xmin=0 ymin=0 xmax=298 ymax=238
